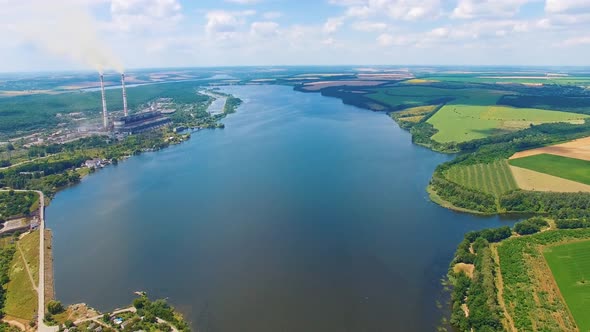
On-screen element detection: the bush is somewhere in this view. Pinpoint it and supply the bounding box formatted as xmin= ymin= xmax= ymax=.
xmin=514 ymin=222 xmax=541 ymax=235
xmin=47 ymin=300 xmax=64 ymax=315
xmin=133 ymin=296 xmax=149 ymax=309
xmin=465 ymin=226 xmax=512 ymax=243
xmin=555 ymin=219 xmax=590 ymax=229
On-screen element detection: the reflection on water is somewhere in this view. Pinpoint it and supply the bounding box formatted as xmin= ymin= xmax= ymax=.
xmin=47 ymin=85 xmax=516 ymax=332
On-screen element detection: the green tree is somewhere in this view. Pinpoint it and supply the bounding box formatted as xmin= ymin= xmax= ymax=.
xmin=133 ymin=296 xmax=149 ymax=309
xmin=47 ymin=300 xmax=64 ymax=315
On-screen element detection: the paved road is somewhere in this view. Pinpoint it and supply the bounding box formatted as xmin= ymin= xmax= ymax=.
xmin=35 ymin=190 xmax=58 ymax=332
xmin=0 ymin=189 xmax=57 ymax=332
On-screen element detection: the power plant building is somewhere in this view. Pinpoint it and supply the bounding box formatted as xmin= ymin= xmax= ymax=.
xmin=113 ymin=111 xmax=171 ymax=134
xmin=97 ymin=73 xmax=171 ymax=134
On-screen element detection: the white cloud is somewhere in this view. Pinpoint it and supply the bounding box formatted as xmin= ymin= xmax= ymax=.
xmin=250 ymin=21 xmax=280 ymax=38
xmin=343 ymin=0 xmax=441 ymax=21
xmin=263 ymin=11 xmax=282 ymax=20
xmin=376 ymin=33 xmax=410 ymax=46
xmin=329 ymin=0 xmax=366 ymax=5
xmin=451 ymin=0 xmax=533 ymax=19
xmin=559 ymin=36 xmax=590 ymax=46
xmin=323 ymin=17 xmax=344 ymax=34
xmin=429 ymin=27 xmax=449 ymax=37
xmin=205 ymin=10 xmax=255 ymax=37
xmin=322 ymin=37 xmax=336 ymax=45
xmin=352 ymin=21 xmax=388 ymax=32
xmin=110 ymin=0 xmax=183 ymax=31
xmin=225 ymin=0 xmax=262 ymax=4
xmin=545 ymin=0 xmax=590 ymax=14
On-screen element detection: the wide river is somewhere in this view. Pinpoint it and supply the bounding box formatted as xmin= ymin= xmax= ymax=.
xmin=47 ymin=85 xmax=514 ymax=332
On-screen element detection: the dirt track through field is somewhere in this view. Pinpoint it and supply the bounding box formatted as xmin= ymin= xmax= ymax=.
xmin=510 ymin=136 xmax=590 ymax=161
xmin=510 ymin=166 xmax=590 ymax=192
xmin=491 ymin=245 xmax=517 ymax=332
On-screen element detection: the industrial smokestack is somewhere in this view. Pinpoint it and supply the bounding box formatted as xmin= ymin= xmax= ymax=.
xmin=121 ymin=73 xmax=128 ymax=116
xmin=99 ymin=74 xmax=108 ymax=130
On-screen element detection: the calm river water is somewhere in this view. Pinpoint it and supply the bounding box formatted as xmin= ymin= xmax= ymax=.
xmin=47 ymin=85 xmax=515 ymax=332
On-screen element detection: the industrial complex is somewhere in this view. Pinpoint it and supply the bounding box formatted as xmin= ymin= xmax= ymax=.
xmin=99 ymin=73 xmax=171 ymax=134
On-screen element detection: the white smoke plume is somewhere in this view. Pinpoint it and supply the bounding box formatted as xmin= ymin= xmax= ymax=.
xmin=5 ymin=0 xmax=124 ymax=73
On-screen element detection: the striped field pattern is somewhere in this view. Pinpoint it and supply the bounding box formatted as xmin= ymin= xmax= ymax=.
xmin=445 ymin=160 xmax=518 ymax=196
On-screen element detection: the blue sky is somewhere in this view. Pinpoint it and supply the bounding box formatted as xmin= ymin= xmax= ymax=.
xmin=1 ymin=0 xmax=589 ymax=72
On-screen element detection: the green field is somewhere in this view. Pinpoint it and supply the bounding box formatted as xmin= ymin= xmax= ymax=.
xmin=427 ymin=105 xmax=588 ymax=143
xmin=509 ymin=154 xmax=590 ymax=185
xmin=419 ymin=75 xmax=590 ymax=86
xmin=445 ymin=160 xmax=518 ymax=196
xmin=544 ymin=240 xmax=590 ymax=331
xmin=392 ymin=105 xmax=439 ymax=123
xmin=366 ymin=86 xmax=505 ymax=108
xmin=5 ymin=231 xmax=39 ymax=321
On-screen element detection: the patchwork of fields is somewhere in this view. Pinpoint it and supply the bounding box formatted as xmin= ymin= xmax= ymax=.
xmin=509 ymin=154 xmax=590 ymax=186
xmin=367 ymin=86 xmax=504 ymax=108
xmin=509 ymin=165 xmax=590 ymax=192
xmin=510 ymin=136 xmax=590 ymax=162
xmin=366 ymin=84 xmax=590 ymax=144
xmin=420 ymin=75 xmax=590 ymax=85
xmin=445 ymin=160 xmax=517 ymax=196
xmin=428 ymin=105 xmax=588 ymax=143
xmin=544 ymin=240 xmax=590 ymax=332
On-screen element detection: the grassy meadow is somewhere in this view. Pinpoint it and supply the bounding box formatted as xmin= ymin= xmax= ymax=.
xmin=366 ymin=86 xmax=504 ymax=108
xmin=509 ymin=154 xmax=590 ymax=185
xmin=5 ymin=231 xmax=39 ymax=321
xmin=494 ymin=229 xmax=590 ymax=331
xmin=544 ymin=240 xmax=590 ymax=331
xmin=445 ymin=160 xmax=518 ymax=196
xmin=392 ymin=105 xmax=439 ymax=123
xmin=427 ymin=105 xmax=588 ymax=143
xmin=367 ymin=84 xmax=589 ymax=144
xmin=418 ymin=75 xmax=590 ymax=85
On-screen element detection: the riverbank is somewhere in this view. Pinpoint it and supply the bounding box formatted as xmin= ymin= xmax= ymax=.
xmin=0 ymin=90 xmax=243 ymax=331
xmin=50 ymin=295 xmax=189 ymax=332
xmin=426 ymin=186 xmax=491 ymax=216
xmin=45 ymin=84 xmax=516 ymax=332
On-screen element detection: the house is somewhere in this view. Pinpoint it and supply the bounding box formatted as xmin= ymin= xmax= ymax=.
xmin=121 ymin=321 xmax=132 ymax=330
xmin=29 ymin=217 xmax=39 ymax=230
xmin=84 ymin=159 xmax=103 ymax=169
xmin=87 ymin=322 xmax=96 ymax=330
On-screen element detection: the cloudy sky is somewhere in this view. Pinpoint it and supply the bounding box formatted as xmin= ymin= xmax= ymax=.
xmin=1 ymin=0 xmax=589 ymax=72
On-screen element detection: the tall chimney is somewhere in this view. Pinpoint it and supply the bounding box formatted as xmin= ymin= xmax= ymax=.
xmin=121 ymin=73 xmax=128 ymax=116
xmin=99 ymin=74 xmax=108 ymax=130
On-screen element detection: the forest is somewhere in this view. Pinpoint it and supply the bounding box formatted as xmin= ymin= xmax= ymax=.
xmin=0 ymin=190 xmax=38 ymax=222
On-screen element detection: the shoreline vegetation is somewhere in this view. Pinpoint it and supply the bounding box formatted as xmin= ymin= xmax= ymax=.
xmin=47 ymin=293 xmax=190 ymax=332
xmin=292 ymin=77 xmax=590 ymax=331
xmin=293 ymin=79 xmax=590 ymax=220
xmin=0 ymin=87 xmax=242 ymax=331
xmin=1 ymin=70 xmax=590 ymax=331
xmin=447 ymin=219 xmax=590 ymax=332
